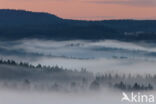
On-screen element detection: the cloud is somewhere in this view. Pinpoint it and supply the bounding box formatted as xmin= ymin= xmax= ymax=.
xmin=87 ymin=0 xmax=156 ymax=7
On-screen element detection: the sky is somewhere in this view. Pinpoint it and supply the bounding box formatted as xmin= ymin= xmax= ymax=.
xmin=0 ymin=0 xmax=156 ymax=20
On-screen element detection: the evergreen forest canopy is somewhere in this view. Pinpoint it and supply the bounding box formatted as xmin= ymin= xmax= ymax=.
xmin=0 ymin=59 xmax=155 ymax=92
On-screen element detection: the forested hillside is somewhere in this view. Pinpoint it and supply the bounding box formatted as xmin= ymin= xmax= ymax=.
xmin=0 ymin=9 xmax=156 ymax=41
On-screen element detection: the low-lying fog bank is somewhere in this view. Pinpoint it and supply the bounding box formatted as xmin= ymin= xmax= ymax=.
xmin=0 ymin=39 xmax=156 ymax=104
xmin=1 ymin=39 xmax=156 ymax=74
xmin=0 ymin=88 xmax=121 ymax=104
xmin=0 ymin=60 xmax=156 ymax=92
xmin=0 ymin=88 xmax=156 ymax=104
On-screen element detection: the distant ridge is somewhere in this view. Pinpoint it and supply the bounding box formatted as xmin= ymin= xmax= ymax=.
xmin=0 ymin=9 xmax=156 ymax=41
xmin=0 ymin=9 xmax=63 ymax=25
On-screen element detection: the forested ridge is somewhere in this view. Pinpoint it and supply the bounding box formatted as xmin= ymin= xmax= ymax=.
xmin=0 ymin=59 xmax=155 ymax=92
xmin=0 ymin=9 xmax=156 ymax=41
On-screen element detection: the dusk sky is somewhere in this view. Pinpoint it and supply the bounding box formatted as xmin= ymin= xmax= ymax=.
xmin=0 ymin=0 xmax=156 ymax=20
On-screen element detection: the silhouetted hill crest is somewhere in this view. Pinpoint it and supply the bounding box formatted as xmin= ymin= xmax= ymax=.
xmin=0 ymin=9 xmax=156 ymax=41
xmin=0 ymin=9 xmax=63 ymax=25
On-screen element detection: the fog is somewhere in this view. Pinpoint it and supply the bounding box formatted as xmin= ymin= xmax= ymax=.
xmin=0 ymin=88 xmax=120 ymax=104
xmin=0 ymin=39 xmax=156 ymax=74
xmin=0 ymin=88 xmax=156 ymax=104
xmin=1 ymin=39 xmax=156 ymax=104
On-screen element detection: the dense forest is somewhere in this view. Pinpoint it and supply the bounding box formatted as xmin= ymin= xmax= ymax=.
xmin=0 ymin=59 xmax=155 ymax=92
xmin=0 ymin=9 xmax=156 ymax=41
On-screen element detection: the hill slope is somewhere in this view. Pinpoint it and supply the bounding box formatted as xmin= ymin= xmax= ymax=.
xmin=0 ymin=9 xmax=63 ymax=25
xmin=0 ymin=9 xmax=156 ymax=41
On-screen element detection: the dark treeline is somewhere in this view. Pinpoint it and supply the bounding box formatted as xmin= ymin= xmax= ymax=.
xmin=0 ymin=59 xmax=155 ymax=92
xmin=114 ymin=82 xmax=153 ymax=91
xmin=94 ymin=74 xmax=156 ymax=91
xmin=0 ymin=9 xmax=156 ymax=41
xmin=0 ymin=59 xmax=88 ymax=73
xmin=0 ymin=59 xmax=65 ymax=72
xmin=0 ymin=59 xmax=92 ymax=91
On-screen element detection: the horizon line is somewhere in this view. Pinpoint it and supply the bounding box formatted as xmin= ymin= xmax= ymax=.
xmin=0 ymin=8 xmax=156 ymax=21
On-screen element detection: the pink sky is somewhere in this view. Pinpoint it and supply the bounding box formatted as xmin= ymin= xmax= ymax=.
xmin=0 ymin=0 xmax=156 ymax=20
